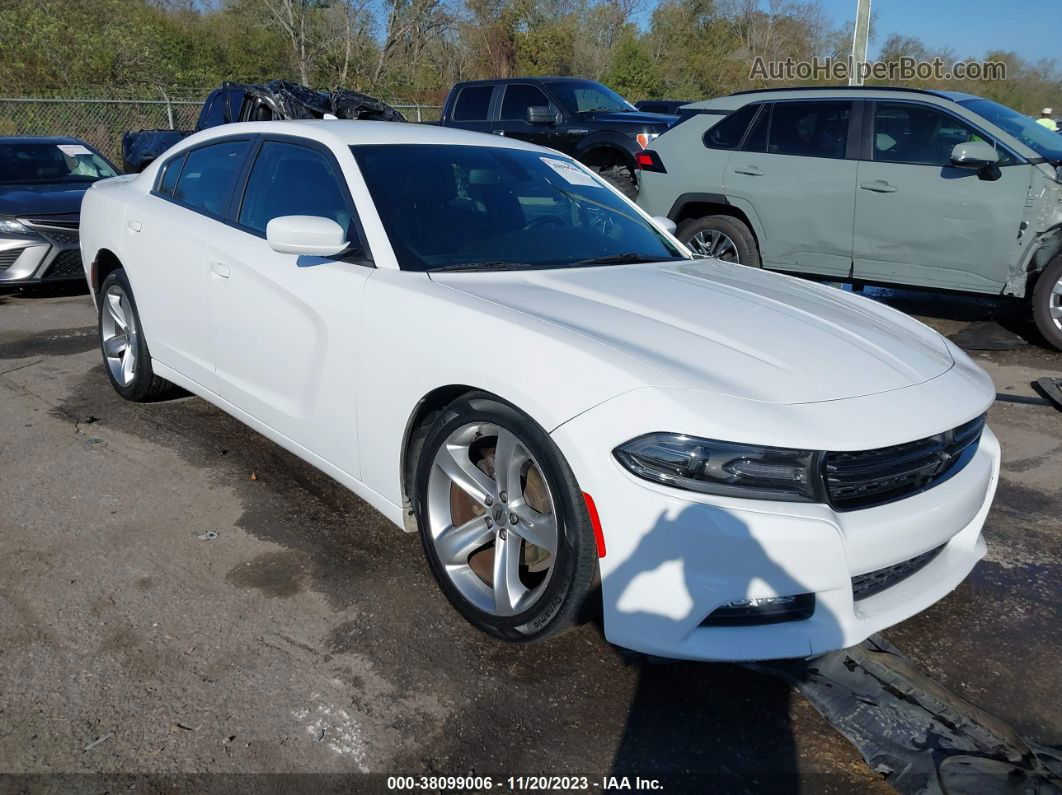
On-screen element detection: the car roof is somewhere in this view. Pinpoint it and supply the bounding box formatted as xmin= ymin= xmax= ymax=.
xmin=179 ymin=119 xmax=554 ymax=154
xmin=0 ymin=135 xmax=93 ymax=146
xmin=455 ymin=77 xmax=598 ymax=86
xmin=684 ymin=85 xmax=984 ymax=111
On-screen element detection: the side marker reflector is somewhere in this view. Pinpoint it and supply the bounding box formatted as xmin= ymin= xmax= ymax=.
xmin=582 ymin=492 xmax=606 ymax=558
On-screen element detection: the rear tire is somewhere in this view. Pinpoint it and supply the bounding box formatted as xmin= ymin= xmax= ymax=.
xmin=1032 ymin=256 xmax=1062 ymax=351
xmin=598 ymin=164 xmax=638 ymax=199
xmin=413 ymin=392 xmax=598 ymax=643
xmin=678 ymin=215 xmax=761 ymax=267
xmin=98 ymin=269 xmax=180 ymax=402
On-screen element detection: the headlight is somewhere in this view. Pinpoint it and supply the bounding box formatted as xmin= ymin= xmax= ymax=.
xmin=613 ymin=433 xmax=820 ymax=502
xmin=0 ymin=217 xmax=29 ymax=235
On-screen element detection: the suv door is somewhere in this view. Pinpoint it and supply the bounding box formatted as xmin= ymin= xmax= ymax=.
xmin=123 ymin=137 xmax=253 ymax=392
xmin=852 ymin=100 xmax=1033 ymax=292
xmin=206 ymin=137 xmax=373 ymax=477
xmin=722 ymin=99 xmax=858 ymax=277
xmin=493 ymin=83 xmax=562 ymax=148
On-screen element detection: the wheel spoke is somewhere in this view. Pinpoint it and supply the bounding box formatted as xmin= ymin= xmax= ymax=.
xmin=106 ymin=293 xmax=127 ymax=330
xmin=492 ymin=532 xmax=525 ymax=616
xmin=103 ymin=334 xmax=127 ymax=358
xmin=1051 ymin=305 xmax=1062 ymax=319
xmin=120 ymin=349 xmax=135 ymax=383
xmin=509 ymin=501 xmax=557 ymax=555
xmin=493 ymin=428 xmax=525 ymax=499
xmin=436 ymin=516 xmax=494 ymax=566
xmin=436 ymin=443 xmax=495 ymax=507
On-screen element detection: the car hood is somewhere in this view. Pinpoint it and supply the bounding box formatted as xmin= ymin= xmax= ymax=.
xmin=582 ymin=111 xmax=679 ymax=128
xmin=431 ymin=260 xmax=954 ymax=405
xmin=0 ymin=182 xmax=88 ymax=217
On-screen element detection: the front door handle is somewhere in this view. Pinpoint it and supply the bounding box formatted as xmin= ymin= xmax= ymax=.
xmin=860 ymin=180 xmax=898 ymax=193
xmin=492 ymin=130 xmax=506 ymax=136
xmin=210 ymin=261 xmax=230 ymax=278
xmin=734 ymin=165 xmax=764 ymax=176
xmin=128 ymin=220 xmax=142 ymax=233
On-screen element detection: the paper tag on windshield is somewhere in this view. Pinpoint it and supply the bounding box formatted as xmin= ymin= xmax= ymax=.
xmin=540 ymin=157 xmax=600 ymax=187
xmin=57 ymin=144 xmax=92 ymax=157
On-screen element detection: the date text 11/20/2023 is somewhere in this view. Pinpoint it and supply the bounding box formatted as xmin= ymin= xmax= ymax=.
xmin=386 ymin=775 xmax=665 ymax=791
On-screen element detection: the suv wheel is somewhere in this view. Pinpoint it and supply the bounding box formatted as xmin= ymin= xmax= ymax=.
xmin=678 ymin=215 xmax=761 ymax=267
xmin=1032 ymin=255 xmax=1062 ymax=350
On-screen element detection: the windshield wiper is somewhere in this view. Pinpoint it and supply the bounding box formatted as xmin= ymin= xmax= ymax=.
xmin=427 ymin=261 xmax=533 ymax=273
xmin=571 ymin=253 xmax=677 ymax=267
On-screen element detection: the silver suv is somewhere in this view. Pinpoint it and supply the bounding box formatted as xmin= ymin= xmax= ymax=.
xmin=636 ymin=87 xmax=1062 ymax=348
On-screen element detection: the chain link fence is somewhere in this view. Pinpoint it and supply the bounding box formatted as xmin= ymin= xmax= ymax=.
xmin=0 ymin=97 xmax=443 ymax=167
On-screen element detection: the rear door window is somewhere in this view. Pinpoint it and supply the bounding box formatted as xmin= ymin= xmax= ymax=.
xmin=768 ymin=101 xmax=852 ymax=159
xmin=173 ymin=139 xmax=251 ymax=217
xmin=452 ymin=86 xmax=494 ymax=121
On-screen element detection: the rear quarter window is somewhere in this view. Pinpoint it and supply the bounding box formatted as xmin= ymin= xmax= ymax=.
xmin=703 ymin=104 xmax=760 ymax=150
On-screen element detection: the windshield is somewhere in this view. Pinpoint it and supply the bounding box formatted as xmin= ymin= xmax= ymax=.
xmin=543 ymin=80 xmax=635 ymax=115
xmin=960 ymin=98 xmax=1062 ymax=163
xmin=350 ymin=144 xmax=684 ymax=272
xmin=0 ymin=142 xmax=118 ymax=185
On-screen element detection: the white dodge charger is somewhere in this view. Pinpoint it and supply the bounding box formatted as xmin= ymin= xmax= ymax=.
xmin=79 ymin=120 xmax=999 ymax=661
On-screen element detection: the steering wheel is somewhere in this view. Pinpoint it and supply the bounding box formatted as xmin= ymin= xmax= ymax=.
xmin=523 ymin=215 xmax=567 ymax=231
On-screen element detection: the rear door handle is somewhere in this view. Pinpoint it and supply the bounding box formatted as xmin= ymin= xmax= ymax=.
xmin=734 ymin=165 xmax=764 ymax=176
xmin=860 ymin=180 xmax=898 ymax=193
xmin=492 ymin=130 xmax=506 ymax=136
xmin=210 ymin=261 xmax=230 ymax=278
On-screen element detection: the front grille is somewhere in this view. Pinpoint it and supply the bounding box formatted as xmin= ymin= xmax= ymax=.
xmin=22 ymin=218 xmax=79 ymax=231
xmin=824 ymin=414 xmax=986 ymax=511
xmin=44 ymin=249 xmax=84 ymax=279
xmin=21 ymin=219 xmax=79 ymax=249
xmin=0 ymin=247 xmax=25 ymax=270
xmin=852 ymin=544 xmax=946 ymax=601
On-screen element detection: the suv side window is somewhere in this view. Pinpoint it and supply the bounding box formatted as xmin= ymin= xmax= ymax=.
xmin=500 ymin=84 xmax=551 ymax=121
xmin=237 ymin=140 xmax=357 ymax=246
xmin=173 ymin=139 xmax=251 ymax=217
xmin=769 ymin=101 xmax=852 ymax=158
xmin=453 ymin=86 xmax=494 ymax=121
xmin=873 ymin=101 xmax=1010 ymax=166
xmin=741 ymin=104 xmax=770 ymax=152
xmin=703 ymin=104 xmax=759 ymax=149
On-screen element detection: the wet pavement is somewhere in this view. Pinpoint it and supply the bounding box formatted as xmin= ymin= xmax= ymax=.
xmin=0 ymin=285 xmax=1059 ymax=792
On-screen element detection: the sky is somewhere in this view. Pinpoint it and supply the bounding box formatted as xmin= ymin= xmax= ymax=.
xmin=817 ymin=0 xmax=1058 ymax=62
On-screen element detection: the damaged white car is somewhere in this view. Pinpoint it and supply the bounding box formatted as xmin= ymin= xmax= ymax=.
xmin=79 ymin=121 xmax=999 ymax=661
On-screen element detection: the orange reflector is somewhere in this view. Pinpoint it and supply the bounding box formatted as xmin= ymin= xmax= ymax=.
xmin=582 ymin=492 xmax=606 ymax=558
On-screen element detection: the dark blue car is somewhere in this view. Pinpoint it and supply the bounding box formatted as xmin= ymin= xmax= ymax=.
xmin=0 ymin=136 xmax=119 ymax=287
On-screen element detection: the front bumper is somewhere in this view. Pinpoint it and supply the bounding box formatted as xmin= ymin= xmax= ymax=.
xmin=552 ymin=374 xmax=999 ymax=662
xmin=0 ymin=218 xmax=85 ymax=285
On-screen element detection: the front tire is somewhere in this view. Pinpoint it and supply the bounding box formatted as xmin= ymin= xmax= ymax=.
xmin=98 ymin=269 xmax=179 ymax=401
xmin=413 ymin=393 xmax=598 ymax=643
xmin=1032 ymin=256 xmax=1062 ymax=351
xmin=678 ymin=215 xmax=761 ymax=266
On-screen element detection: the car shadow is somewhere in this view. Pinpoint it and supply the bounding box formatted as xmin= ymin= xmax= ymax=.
xmin=601 ymin=505 xmax=847 ymax=791
xmin=4 ymin=280 xmax=91 ymax=299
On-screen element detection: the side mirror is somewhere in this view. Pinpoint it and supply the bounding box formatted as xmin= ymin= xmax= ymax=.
xmin=266 ymin=215 xmax=348 ymax=257
xmin=950 ymin=141 xmax=999 ymax=169
xmin=527 ymin=105 xmax=556 ymax=125
xmin=652 ymin=216 xmax=677 ymax=235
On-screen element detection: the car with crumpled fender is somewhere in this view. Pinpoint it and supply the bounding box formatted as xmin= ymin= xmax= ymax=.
xmin=636 ymin=87 xmax=1062 ymax=348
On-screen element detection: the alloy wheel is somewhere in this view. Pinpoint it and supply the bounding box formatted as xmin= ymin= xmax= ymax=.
xmin=688 ymin=229 xmax=740 ymax=262
xmin=1050 ymin=276 xmax=1062 ymax=331
xmin=100 ymin=283 xmax=138 ymax=387
xmin=426 ymin=422 xmax=558 ymax=616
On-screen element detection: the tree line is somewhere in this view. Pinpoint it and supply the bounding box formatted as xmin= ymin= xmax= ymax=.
xmin=0 ymin=0 xmax=1058 ymax=114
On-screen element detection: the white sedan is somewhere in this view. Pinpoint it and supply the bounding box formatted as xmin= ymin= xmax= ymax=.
xmin=80 ymin=121 xmax=999 ymax=661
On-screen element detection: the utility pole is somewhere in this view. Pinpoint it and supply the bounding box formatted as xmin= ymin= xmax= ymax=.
xmin=849 ymin=0 xmax=872 ymax=86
